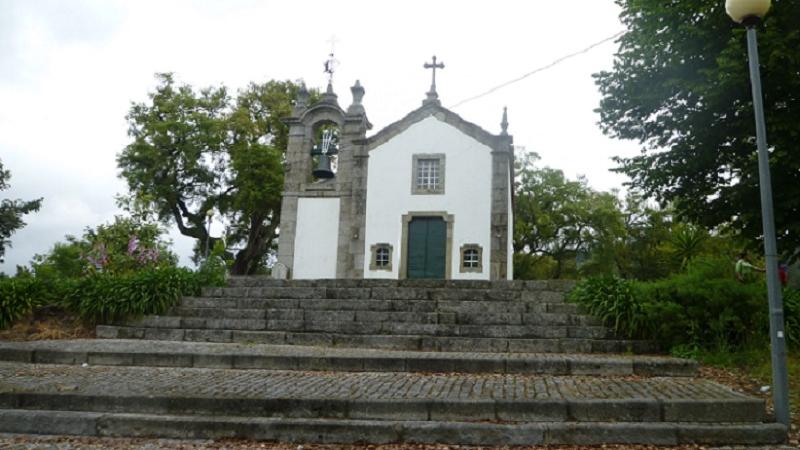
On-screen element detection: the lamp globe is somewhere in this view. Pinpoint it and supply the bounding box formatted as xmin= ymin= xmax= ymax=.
xmin=726 ymin=0 xmax=772 ymax=24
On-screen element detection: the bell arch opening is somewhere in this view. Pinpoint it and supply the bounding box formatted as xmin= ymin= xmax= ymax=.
xmin=310 ymin=121 xmax=340 ymax=181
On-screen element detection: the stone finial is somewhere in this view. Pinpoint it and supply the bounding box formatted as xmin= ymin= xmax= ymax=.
xmin=321 ymin=81 xmax=339 ymax=105
xmin=351 ymin=80 xmax=364 ymax=105
xmin=347 ymin=80 xmax=366 ymax=115
xmin=500 ymin=106 xmax=509 ymax=136
xmin=293 ymin=82 xmax=309 ymax=114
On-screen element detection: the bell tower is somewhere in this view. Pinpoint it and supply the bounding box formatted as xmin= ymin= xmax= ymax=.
xmin=274 ymin=80 xmax=371 ymax=279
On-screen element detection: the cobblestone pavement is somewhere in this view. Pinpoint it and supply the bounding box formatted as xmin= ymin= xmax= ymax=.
xmin=0 ymin=339 xmax=685 ymax=363
xmin=0 ymin=362 xmax=746 ymax=401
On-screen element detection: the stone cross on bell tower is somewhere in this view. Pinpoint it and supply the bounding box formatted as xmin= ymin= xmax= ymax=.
xmin=423 ymin=55 xmax=445 ymax=104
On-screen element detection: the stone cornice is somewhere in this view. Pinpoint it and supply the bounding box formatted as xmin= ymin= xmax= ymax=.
xmin=362 ymin=102 xmax=510 ymax=152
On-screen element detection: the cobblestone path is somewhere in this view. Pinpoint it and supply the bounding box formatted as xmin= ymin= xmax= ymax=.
xmin=0 ymin=362 xmax=746 ymax=402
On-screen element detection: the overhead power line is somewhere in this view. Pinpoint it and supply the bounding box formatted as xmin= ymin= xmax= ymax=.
xmin=449 ymin=31 xmax=625 ymax=109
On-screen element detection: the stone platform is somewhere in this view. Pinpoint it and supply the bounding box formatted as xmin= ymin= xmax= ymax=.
xmin=0 ymin=277 xmax=787 ymax=446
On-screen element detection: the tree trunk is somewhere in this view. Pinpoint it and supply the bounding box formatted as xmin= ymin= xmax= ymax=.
xmin=229 ymin=217 xmax=277 ymax=275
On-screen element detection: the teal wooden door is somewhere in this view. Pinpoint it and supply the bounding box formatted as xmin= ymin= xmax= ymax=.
xmin=407 ymin=217 xmax=447 ymax=279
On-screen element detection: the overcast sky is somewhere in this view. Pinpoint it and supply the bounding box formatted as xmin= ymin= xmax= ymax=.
xmin=0 ymin=0 xmax=640 ymax=274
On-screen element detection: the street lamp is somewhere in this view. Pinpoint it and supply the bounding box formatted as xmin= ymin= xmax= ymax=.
xmin=205 ymin=209 xmax=214 ymax=260
xmin=725 ymin=0 xmax=790 ymax=427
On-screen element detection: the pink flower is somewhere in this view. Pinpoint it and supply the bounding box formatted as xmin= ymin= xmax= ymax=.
xmin=127 ymin=236 xmax=140 ymax=256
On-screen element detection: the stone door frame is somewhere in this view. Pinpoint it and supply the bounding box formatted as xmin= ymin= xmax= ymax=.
xmin=399 ymin=211 xmax=454 ymax=280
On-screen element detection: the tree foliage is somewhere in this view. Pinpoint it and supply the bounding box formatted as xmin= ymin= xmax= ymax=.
xmin=0 ymin=159 xmax=42 ymax=260
xmin=582 ymin=192 xmax=675 ymax=280
xmin=595 ymin=0 xmax=800 ymax=260
xmin=117 ymin=74 xmax=303 ymax=274
xmin=513 ymin=153 xmax=623 ymax=279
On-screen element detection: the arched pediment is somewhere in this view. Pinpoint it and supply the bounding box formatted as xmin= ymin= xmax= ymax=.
xmin=299 ymin=105 xmax=345 ymax=128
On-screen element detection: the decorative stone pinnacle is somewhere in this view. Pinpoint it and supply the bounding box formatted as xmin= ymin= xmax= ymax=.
xmin=293 ymin=82 xmax=309 ymax=113
xmin=348 ymin=80 xmax=366 ymax=115
xmin=501 ymin=106 xmax=509 ymax=135
xmin=351 ymin=80 xmax=364 ymax=105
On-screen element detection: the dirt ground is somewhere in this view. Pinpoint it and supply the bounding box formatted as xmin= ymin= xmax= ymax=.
xmin=0 ymin=308 xmax=94 ymax=342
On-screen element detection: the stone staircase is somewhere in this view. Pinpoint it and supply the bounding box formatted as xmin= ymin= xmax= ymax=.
xmin=0 ymin=278 xmax=787 ymax=446
xmin=98 ymin=278 xmax=654 ymax=354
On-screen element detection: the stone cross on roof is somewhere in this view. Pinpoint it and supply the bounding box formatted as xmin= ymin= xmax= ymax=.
xmin=423 ymin=55 xmax=445 ymax=103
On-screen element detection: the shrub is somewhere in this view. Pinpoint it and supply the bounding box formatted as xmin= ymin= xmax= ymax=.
xmin=568 ymin=275 xmax=646 ymax=338
xmin=638 ymin=257 xmax=767 ymax=350
xmin=782 ymin=288 xmax=800 ymax=348
xmin=32 ymin=217 xmax=179 ymax=279
xmin=0 ymin=278 xmax=37 ymax=329
xmin=196 ymin=240 xmax=228 ymax=288
xmin=569 ymin=256 xmax=800 ymax=352
xmin=65 ymin=267 xmax=204 ymax=323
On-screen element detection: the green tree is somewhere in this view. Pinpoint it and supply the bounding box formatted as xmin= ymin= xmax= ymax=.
xmin=594 ymin=0 xmax=800 ymax=260
xmin=513 ymin=153 xmax=624 ymax=279
xmin=118 ymin=74 xmax=303 ymax=274
xmin=583 ymin=192 xmax=676 ymax=280
xmin=30 ymin=236 xmax=87 ymax=281
xmin=0 ymin=159 xmax=42 ymax=260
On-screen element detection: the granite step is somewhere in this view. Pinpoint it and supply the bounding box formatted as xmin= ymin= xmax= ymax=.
xmin=118 ymin=316 xmax=612 ymax=339
xmin=224 ymin=277 xmax=575 ymax=292
xmin=179 ymin=297 xmax=580 ymax=314
xmin=170 ymin=306 xmax=602 ymax=326
xmin=0 ymin=340 xmax=697 ymax=376
xmin=0 ymin=410 xmax=785 ymax=446
xmin=0 ymin=361 xmax=784 ymax=445
xmin=0 ymin=362 xmax=764 ymax=424
xmin=95 ymin=325 xmax=657 ymax=353
xmin=0 ymin=392 xmax=765 ymax=423
xmin=200 ymin=286 xmax=571 ymax=302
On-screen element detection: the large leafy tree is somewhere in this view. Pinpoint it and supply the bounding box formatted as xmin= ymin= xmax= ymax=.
xmin=595 ymin=0 xmax=800 ymax=259
xmin=513 ymin=153 xmax=624 ymax=279
xmin=0 ymin=159 xmax=42 ymax=260
xmin=118 ymin=74 xmax=302 ymax=274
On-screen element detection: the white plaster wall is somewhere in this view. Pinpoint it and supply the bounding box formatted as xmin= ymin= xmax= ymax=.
xmin=294 ymin=198 xmax=340 ymax=279
xmin=363 ymin=116 xmax=492 ymax=280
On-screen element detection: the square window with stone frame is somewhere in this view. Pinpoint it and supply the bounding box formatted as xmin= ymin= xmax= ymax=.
xmin=411 ymin=154 xmax=445 ymax=195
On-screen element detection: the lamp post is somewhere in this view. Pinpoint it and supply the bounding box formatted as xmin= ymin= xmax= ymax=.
xmin=205 ymin=209 xmax=214 ymax=260
xmin=725 ymin=0 xmax=790 ymax=427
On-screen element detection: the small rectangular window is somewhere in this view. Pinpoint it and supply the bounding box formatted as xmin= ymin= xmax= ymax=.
xmin=460 ymin=244 xmax=483 ymax=273
xmin=463 ymin=249 xmax=479 ymax=268
xmin=370 ymin=243 xmax=393 ymax=271
xmin=376 ymin=247 xmax=390 ymax=267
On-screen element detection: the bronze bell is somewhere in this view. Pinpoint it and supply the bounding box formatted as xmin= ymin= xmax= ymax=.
xmin=313 ymin=154 xmax=335 ymax=179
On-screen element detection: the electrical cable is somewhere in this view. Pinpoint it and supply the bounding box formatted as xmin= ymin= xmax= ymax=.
xmin=449 ymin=31 xmax=625 ymax=109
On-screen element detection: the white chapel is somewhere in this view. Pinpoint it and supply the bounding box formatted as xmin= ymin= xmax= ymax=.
xmin=275 ymin=58 xmax=514 ymax=280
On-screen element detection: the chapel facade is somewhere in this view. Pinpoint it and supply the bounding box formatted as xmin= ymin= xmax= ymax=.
xmin=274 ymin=71 xmax=514 ymax=280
